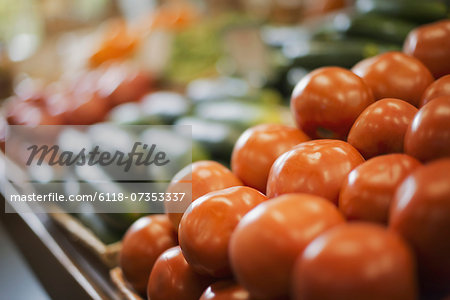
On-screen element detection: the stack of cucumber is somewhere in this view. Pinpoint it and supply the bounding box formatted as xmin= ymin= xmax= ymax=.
xmin=267 ymin=0 xmax=449 ymax=96
xmin=108 ymin=77 xmax=287 ymax=166
xmin=58 ymin=78 xmax=287 ymax=242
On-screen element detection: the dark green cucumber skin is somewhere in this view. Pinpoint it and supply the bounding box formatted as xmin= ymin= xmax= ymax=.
xmin=344 ymin=14 xmax=418 ymax=44
xmin=175 ymin=116 xmax=241 ymax=164
xmin=286 ymin=40 xmax=400 ymax=69
xmin=356 ymin=0 xmax=449 ymax=23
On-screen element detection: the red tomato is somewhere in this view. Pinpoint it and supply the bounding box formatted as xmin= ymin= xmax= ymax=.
xmin=229 ymin=193 xmax=344 ymax=299
xmin=179 ymin=186 xmax=267 ymax=277
xmin=119 ymin=215 xmax=177 ymax=295
xmin=147 ymin=246 xmax=213 ymax=300
xmin=352 ymin=51 xmax=434 ymax=107
xmin=339 ymin=154 xmax=421 ymax=224
xmin=290 ymin=67 xmax=374 ymax=140
xmin=200 ymin=281 xmax=252 ymax=300
xmin=403 ymin=20 xmax=450 ymax=79
xmin=0 ymin=115 xmax=7 ymax=151
xmin=267 ymin=139 xmax=364 ymax=204
xmin=292 ymin=223 xmax=418 ymax=300
xmin=97 ymin=63 xmax=153 ymax=106
xmin=7 ymin=101 xmax=65 ymax=126
xmin=347 ymin=98 xmax=418 ymax=159
xmin=165 ymin=161 xmax=242 ymax=231
xmin=390 ymin=159 xmax=450 ymax=294
xmin=65 ymin=91 xmax=109 ymax=125
xmin=421 ymin=75 xmax=450 ymax=107
xmin=404 ymin=96 xmax=450 ymax=162
xmin=231 ymin=124 xmax=309 ymax=193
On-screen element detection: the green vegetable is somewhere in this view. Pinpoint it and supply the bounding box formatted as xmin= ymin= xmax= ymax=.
xmin=335 ymin=13 xmax=417 ymax=44
xmin=356 ymin=0 xmax=449 ymax=23
xmin=175 ymin=116 xmax=242 ymax=163
xmin=194 ymin=100 xmax=283 ymax=131
xmin=283 ymin=39 xmax=401 ymax=69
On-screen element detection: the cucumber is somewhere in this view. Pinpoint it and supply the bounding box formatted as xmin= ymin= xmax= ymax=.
xmin=174 ymin=117 xmax=241 ymax=163
xmin=283 ymin=39 xmax=401 ymax=69
xmin=139 ymin=92 xmax=191 ymax=125
xmin=356 ymin=0 xmax=449 ymax=23
xmin=108 ymin=92 xmax=191 ymax=125
xmin=70 ymin=163 xmax=153 ymax=231
xmin=186 ymin=77 xmax=249 ymax=103
xmin=193 ymin=100 xmax=283 ymax=131
xmin=335 ymin=13 xmax=417 ymax=44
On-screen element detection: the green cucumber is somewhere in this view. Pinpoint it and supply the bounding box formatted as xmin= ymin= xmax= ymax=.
xmin=174 ymin=117 xmax=241 ymax=163
xmin=336 ymin=13 xmax=417 ymax=44
xmin=284 ymin=39 xmax=401 ymax=69
xmin=193 ymin=100 xmax=283 ymax=131
xmin=108 ymin=92 xmax=191 ymax=125
xmin=356 ymin=0 xmax=448 ymax=23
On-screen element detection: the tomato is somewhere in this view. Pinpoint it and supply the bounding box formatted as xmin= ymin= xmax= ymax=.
xmin=147 ymin=246 xmax=213 ymax=300
xmin=403 ymin=20 xmax=450 ymax=79
xmin=421 ymin=75 xmax=450 ymax=107
xmin=292 ymin=223 xmax=418 ymax=300
xmin=291 ymin=67 xmax=374 ymax=140
xmin=66 ymin=91 xmax=109 ymax=125
xmin=0 ymin=114 xmax=7 ymax=151
xmin=303 ymin=0 xmax=346 ymax=17
xmin=267 ymin=139 xmax=364 ymax=204
xmin=352 ymin=51 xmax=434 ymax=107
xmin=179 ymin=186 xmax=267 ymax=278
xmin=7 ymin=101 xmax=65 ymax=126
xmin=200 ymin=281 xmax=252 ymax=300
xmin=97 ymin=63 xmax=153 ymax=106
xmin=119 ymin=215 xmax=177 ymax=295
xmin=389 ymin=159 xmax=450 ymax=294
xmin=231 ymin=124 xmax=309 ymax=193
xmin=404 ymin=96 xmax=450 ymax=162
xmin=347 ymin=98 xmax=418 ymax=159
xmin=339 ymin=154 xmax=421 ymax=224
xmin=165 ymin=161 xmax=242 ymax=231
xmin=229 ymin=193 xmax=344 ymax=299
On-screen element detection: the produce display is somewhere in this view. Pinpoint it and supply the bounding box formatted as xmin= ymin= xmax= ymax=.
xmin=1 ymin=0 xmax=450 ymax=300
xmin=117 ymin=17 xmax=450 ymax=300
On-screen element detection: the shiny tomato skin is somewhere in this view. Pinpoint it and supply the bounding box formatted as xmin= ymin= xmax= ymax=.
xmin=347 ymin=98 xmax=418 ymax=159
xmin=292 ymin=223 xmax=418 ymax=300
xmin=339 ymin=154 xmax=421 ymax=224
xmin=390 ymin=159 xmax=450 ymax=294
xmin=200 ymin=281 xmax=253 ymax=300
xmin=147 ymin=246 xmax=213 ymax=300
xmin=267 ymin=139 xmax=364 ymax=204
xmin=231 ymin=124 xmax=309 ymax=193
xmin=352 ymin=51 xmax=434 ymax=107
xmin=290 ymin=67 xmax=374 ymax=140
xmin=404 ymin=96 xmax=450 ymax=162
xmin=119 ymin=215 xmax=177 ymax=295
xmin=165 ymin=161 xmax=242 ymax=231
xmin=178 ymin=186 xmax=267 ymax=278
xmin=403 ymin=20 xmax=450 ymax=79
xmin=229 ymin=193 xmax=345 ymax=300
xmin=421 ymin=75 xmax=450 ymax=107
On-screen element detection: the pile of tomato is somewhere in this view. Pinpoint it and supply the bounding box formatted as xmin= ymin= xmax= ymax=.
xmin=119 ymin=20 xmax=450 ymax=300
xmin=6 ymin=62 xmax=154 ymax=126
